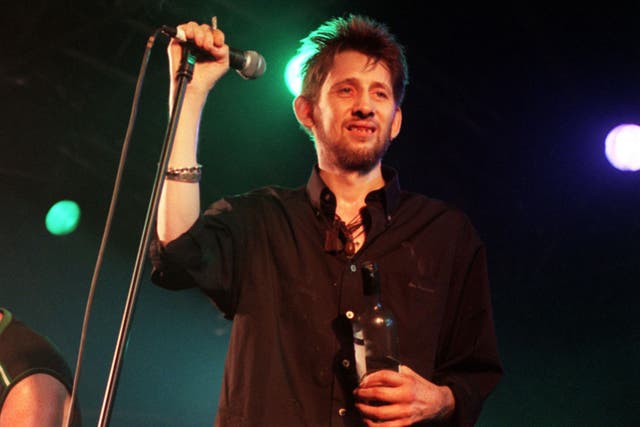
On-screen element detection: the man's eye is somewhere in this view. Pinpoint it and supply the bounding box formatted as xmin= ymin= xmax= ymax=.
xmin=338 ymin=87 xmax=353 ymax=94
xmin=375 ymin=91 xmax=389 ymax=99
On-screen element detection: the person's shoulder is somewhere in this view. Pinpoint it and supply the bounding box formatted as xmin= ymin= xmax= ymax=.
xmin=2 ymin=317 xmax=61 ymax=357
xmin=204 ymin=185 xmax=304 ymax=216
xmin=398 ymin=191 xmax=467 ymax=221
xmin=397 ymin=191 xmax=481 ymax=237
xmin=229 ymin=184 xmax=304 ymax=206
xmin=245 ymin=184 xmax=303 ymax=200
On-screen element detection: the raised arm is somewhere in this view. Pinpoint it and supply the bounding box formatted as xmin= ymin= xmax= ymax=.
xmin=157 ymin=21 xmax=230 ymax=244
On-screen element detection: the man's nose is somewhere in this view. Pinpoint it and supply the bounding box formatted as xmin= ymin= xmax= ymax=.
xmin=352 ymin=92 xmax=374 ymax=118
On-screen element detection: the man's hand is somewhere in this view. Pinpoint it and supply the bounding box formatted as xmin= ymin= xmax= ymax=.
xmin=167 ymin=20 xmax=230 ymax=102
xmin=353 ymin=365 xmax=455 ymax=426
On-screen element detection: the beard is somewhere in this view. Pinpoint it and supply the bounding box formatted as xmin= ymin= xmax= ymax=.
xmin=330 ymin=137 xmax=391 ymax=173
xmin=310 ymin=102 xmax=399 ymax=174
xmin=314 ymin=124 xmax=393 ymax=174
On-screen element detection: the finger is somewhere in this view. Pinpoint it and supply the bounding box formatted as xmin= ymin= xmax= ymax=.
xmin=356 ymin=402 xmax=412 ymax=425
xmin=363 ymin=417 xmax=410 ymax=427
xmin=171 ymin=22 xmax=227 ymax=62
xmin=360 ymin=369 xmax=404 ymax=388
xmin=202 ymin=27 xmax=214 ymax=50
xmin=179 ymin=21 xmax=200 ymax=41
xmin=355 ymin=384 xmax=408 ymax=405
xmin=193 ymin=24 xmax=210 ymax=47
xmin=363 ymin=419 xmax=398 ymax=427
xmin=212 ymin=28 xmax=225 ymax=47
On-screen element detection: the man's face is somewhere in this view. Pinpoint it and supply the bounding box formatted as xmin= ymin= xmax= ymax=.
xmin=308 ymin=50 xmax=402 ymax=174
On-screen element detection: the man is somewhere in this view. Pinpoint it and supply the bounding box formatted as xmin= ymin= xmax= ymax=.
xmin=0 ymin=307 xmax=81 ymax=427
xmin=152 ymin=14 xmax=502 ymax=426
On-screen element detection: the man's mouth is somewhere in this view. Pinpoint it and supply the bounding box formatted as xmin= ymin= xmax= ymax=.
xmin=346 ymin=124 xmax=376 ymax=135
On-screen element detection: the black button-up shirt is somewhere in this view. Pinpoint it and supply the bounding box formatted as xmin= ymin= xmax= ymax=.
xmin=151 ymin=166 xmax=502 ymax=426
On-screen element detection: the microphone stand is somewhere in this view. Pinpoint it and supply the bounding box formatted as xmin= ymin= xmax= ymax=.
xmin=97 ymin=46 xmax=198 ymax=427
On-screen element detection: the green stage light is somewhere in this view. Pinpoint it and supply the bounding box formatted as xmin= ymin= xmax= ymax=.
xmin=284 ymin=51 xmax=312 ymax=97
xmin=46 ymin=200 xmax=81 ymax=236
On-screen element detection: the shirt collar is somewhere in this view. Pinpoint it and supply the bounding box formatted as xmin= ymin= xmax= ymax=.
xmin=305 ymin=165 xmax=402 ymax=220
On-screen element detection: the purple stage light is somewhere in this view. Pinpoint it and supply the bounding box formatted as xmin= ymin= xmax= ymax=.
xmin=605 ymin=124 xmax=640 ymax=172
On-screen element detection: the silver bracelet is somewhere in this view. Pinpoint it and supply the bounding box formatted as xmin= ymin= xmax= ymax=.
xmin=166 ymin=164 xmax=202 ymax=183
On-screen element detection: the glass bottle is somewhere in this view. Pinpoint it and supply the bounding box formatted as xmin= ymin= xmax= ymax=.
xmin=349 ymin=262 xmax=399 ymax=382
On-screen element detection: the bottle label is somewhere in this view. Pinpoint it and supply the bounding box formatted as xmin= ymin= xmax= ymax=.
xmin=353 ymin=330 xmax=367 ymax=380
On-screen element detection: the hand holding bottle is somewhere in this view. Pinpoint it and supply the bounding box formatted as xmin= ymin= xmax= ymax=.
xmin=353 ymin=365 xmax=455 ymax=425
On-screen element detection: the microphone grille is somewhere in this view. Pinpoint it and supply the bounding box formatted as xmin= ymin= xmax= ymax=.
xmin=237 ymin=51 xmax=266 ymax=80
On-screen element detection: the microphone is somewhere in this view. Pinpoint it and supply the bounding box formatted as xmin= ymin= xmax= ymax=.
xmin=161 ymin=25 xmax=266 ymax=80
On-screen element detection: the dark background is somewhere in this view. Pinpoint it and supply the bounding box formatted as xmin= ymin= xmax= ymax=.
xmin=1 ymin=1 xmax=638 ymax=426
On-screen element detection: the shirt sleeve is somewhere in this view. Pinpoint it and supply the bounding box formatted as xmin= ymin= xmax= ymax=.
xmin=430 ymin=219 xmax=503 ymax=426
xmin=149 ymin=197 xmax=244 ymax=319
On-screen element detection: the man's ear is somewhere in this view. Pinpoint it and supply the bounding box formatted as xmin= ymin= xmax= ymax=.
xmin=293 ymin=95 xmax=315 ymax=130
xmin=390 ymin=107 xmax=402 ymax=140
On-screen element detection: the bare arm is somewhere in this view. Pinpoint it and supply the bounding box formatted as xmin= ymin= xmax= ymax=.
xmin=0 ymin=374 xmax=73 ymax=427
xmin=157 ymin=21 xmax=230 ymax=244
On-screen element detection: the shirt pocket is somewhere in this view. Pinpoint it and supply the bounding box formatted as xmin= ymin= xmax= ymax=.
xmin=380 ymin=270 xmax=446 ymax=367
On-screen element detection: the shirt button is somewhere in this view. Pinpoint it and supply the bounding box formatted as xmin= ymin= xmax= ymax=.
xmin=345 ymin=310 xmax=354 ymax=319
xmin=342 ymin=359 xmax=351 ymax=368
xmin=338 ymin=408 xmax=347 ymax=417
xmin=350 ymin=264 xmax=357 ymax=272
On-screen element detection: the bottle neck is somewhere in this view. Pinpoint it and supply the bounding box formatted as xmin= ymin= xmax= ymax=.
xmin=361 ymin=262 xmax=380 ymax=297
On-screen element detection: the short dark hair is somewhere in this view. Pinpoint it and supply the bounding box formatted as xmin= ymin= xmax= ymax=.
xmin=298 ymin=14 xmax=409 ymax=105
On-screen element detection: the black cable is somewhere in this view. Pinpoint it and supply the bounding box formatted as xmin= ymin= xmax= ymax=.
xmin=64 ymin=28 xmax=162 ymax=427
